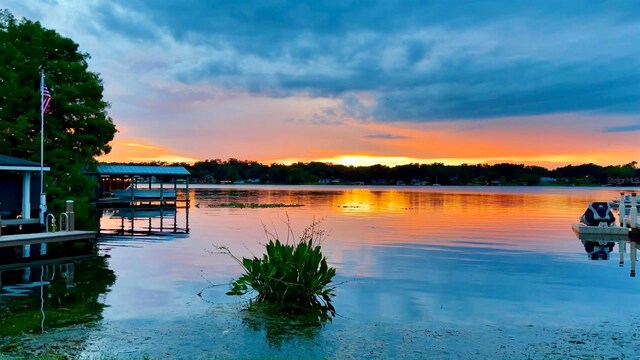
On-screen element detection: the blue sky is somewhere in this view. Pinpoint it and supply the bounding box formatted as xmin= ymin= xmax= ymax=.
xmin=5 ymin=1 xmax=640 ymax=166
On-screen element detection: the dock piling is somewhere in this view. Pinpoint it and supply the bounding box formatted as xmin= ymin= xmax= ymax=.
xmin=66 ymin=200 xmax=75 ymax=231
xmin=22 ymin=244 xmax=30 ymax=258
xmin=631 ymin=242 xmax=637 ymax=277
xmin=619 ymin=240 xmax=626 ymax=266
xmin=630 ymin=193 xmax=637 ymax=228
xmin=620 ymin=192 xmax=627 ymax=227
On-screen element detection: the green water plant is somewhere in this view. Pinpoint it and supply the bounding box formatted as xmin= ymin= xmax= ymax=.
xmin=222 ymin=220 xmax=336 ymax=317
xmin=209 ymin=203 xmax=304 ymax=208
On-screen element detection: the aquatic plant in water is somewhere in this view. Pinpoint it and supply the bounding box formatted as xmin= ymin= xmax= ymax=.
xmin=209 ymin=203 xmax=304 ymax=208
xmin=222 ymin=220 xmax=336 ymax=319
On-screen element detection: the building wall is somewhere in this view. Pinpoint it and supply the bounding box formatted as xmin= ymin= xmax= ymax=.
xmin=0 ymin=171 xmax=42 ymax=218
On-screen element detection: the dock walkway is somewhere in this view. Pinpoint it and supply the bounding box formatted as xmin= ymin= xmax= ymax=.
xmin=0 ymin=230 xmax=96 ymax=248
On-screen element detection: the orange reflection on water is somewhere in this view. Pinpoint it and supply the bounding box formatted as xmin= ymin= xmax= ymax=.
xmin=100 ymin=186 xmax=616 ymax=260
xmin=317 ymin=188 xmax=587 ymax=251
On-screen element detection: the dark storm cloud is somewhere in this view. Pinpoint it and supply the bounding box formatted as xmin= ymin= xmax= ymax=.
xmin=90 ymin=2 xmax=159 ymax=41
xmin=603 ymin=124 xmax=640 ymax=133
xmin=90 ymin=0 xmax=640 ymax=121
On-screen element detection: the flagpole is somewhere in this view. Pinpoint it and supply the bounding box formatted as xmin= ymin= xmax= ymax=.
xmin=40 ymin=70 xmax=44 ymax=195
xmin=39 ymin=70 xmax=45 ymax=225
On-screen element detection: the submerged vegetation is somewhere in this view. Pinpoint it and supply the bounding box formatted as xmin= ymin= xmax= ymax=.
xmin=221 ymin=220 xmax=336 ymax=320
xmin=209 ymin=203 xmax=304 ymax=208
xmin=240 ymin=302 xmax=331 ymax=347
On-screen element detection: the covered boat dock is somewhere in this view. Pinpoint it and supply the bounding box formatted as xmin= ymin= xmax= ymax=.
xmin=86 ymin=164 xmax=191 ymax=207
xmin=85 ymin=165 xmax=191 ymax=235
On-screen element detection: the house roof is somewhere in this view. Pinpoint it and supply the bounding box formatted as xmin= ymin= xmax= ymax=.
xmin=89 ymin=164 xmax=191 ymax=177
xmin=0 ymin=154 xmax=50 ymax=171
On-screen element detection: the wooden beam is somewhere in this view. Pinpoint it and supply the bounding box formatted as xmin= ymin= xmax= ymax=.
xmin=0 ymin=230 xmax=96 ymax=248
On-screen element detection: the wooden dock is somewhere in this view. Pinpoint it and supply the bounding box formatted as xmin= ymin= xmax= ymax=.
xmin=572 ymin=223 xmax=630 ymax=237
xmin=0 ymin=230 xmax=96 ymax=248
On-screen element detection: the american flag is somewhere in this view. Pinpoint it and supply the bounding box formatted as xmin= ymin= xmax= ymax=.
xmin=41 ymin=83 xmax=51 ymax=114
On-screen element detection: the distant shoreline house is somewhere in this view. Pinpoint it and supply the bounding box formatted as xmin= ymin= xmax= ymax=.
xmin=0 ymin=154 xmax=50 ymax=228
xmin=540 ymin=177 xmax=558 ymax=185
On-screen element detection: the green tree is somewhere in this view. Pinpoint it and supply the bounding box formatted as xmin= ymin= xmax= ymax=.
xmin=0 ymin=10 xmax=116 ymax=218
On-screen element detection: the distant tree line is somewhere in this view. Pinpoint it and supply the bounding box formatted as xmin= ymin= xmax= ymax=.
xmin=116 ymin=159 xmax=640 ymax=186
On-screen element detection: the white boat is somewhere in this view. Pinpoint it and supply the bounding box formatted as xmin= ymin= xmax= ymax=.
xmin=572 ymin=201 xmax=630 ymax=237
xmin=112 ymin=188 xmax=176 ymax=200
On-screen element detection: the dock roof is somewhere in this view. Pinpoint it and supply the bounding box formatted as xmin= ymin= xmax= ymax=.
xmin=90 ymin=164 xmax=191 ymax=177
xmin=0 ymin=154 xmax=50 ymax=172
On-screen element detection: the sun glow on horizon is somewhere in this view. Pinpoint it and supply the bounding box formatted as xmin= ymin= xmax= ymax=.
xmin=268 ymin=153 xmax=636 ymax=169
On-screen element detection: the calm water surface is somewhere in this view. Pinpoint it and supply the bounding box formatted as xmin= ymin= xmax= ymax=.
xmin=1 ymin=186 xmax=639 ymax=359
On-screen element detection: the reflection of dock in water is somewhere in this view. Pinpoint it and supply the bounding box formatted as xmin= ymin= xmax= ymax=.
xmin=0 ymin=251 xmax=115 ymax=335
xmin=574 ymin=233 xmax=640 ymax=278
xmin=87 ymin=165 xmax=191 ymax=236
xmin=109 ymin=207 xmax=177 ymax=220
xmin=572 ymin=193 xmax=640 ymax=277
xmin=100 ymin=205 xmax=189 ymax=236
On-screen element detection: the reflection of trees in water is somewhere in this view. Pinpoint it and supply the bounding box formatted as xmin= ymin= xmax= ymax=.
xmin=240 ymin=302 xmax=333 ymax=348
xmin=0 ymin=254 xmax=116 ymax=338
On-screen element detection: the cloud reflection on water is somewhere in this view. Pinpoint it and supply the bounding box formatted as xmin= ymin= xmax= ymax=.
xmin=96 ymin=186 xmax=637 ymax=326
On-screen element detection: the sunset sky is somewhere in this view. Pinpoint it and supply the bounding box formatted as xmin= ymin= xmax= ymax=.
xmin=7 ymin=1 xmax=640 ymax=168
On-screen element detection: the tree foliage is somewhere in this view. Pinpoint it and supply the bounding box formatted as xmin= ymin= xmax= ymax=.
xmin=0 ymin=10 xmax=116 ymax=214
xmin=177 ymin=158 xmax=640 ymax=186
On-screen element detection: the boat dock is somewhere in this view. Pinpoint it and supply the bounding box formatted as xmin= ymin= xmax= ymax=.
xmin=86 ymin=165 xmax=191 ymax=209
xmin=0 ymin=230 xmax=96 ymax=248
xmin=84 ymin=165 xmax=191 ymax=235
xmin=573 ymin=192 xmax=640 ymax=277
xmin=1 ymin=200 xmax=96 ymax=253
xmin=614 ymin=192 xmax=640 ymax=238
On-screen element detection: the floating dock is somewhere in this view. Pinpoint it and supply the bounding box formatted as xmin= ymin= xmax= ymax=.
xmin=572 ymin=223 xmax=630 ymax=237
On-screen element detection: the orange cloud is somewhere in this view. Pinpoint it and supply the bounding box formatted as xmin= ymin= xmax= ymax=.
xmin=98 ymin=138 xmax=199 ymax=164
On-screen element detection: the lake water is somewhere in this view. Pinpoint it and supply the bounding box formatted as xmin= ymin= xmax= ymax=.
xmin=1 ymin=185 xmax=640 ymax=359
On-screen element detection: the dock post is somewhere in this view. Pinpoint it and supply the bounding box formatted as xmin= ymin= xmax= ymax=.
xmin=39 ymin=193 xmax=47 ymax=225
xmin=630 ymin=241 xmax=637 ymax=277
xmin=630 ymin=193 xmax=637 ymax=228
xmin=619 ymin=240 xmax=625 ymax=266
xmin=620 ymin=192 xmax=627 ymax=227
xmin=22 ymin=172 xmax=31 ymax=219
xmin=66 ymin=200 xmax=75 ymax=231
xmin=22 ymin=267 xmax=31 ymax=282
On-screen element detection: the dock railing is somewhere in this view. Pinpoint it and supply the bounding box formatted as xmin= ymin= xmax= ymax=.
xmin=45 ymin=200 xmax=75 ymax=233
xmin=46 ymin=213 xmax=56 ymax=232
